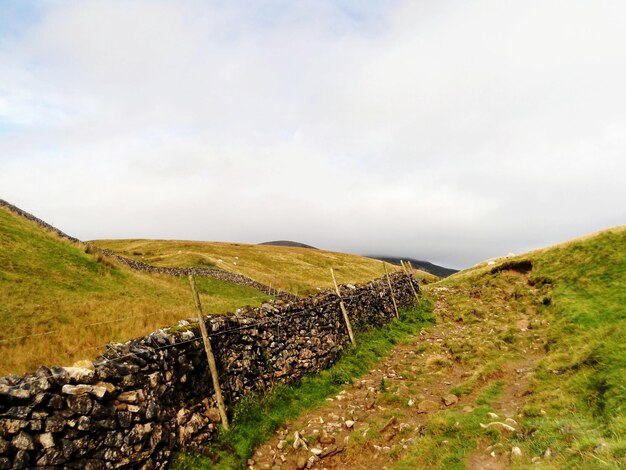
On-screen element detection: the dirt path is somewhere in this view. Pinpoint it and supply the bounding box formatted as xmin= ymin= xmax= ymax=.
xmin=464 ymin=356 xmax=541 ymax=470
xmin=248 ymin=268 xmax=549 ymax=470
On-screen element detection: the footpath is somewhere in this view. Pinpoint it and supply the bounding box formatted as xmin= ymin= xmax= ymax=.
xmin=249 ymin=266 xmax=549 ymax=469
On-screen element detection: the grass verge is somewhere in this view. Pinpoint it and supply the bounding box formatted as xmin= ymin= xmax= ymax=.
xmin=172 ymin=300 xmax=435 ymax=469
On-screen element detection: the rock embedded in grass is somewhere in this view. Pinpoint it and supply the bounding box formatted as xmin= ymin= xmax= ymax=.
xmin=417 ymin=399 xmax=439 ymax=413
xmin=442 ymin=394 xmax=458 ymax=406
xmin=296 ymin=455 xmax=307 ymax=469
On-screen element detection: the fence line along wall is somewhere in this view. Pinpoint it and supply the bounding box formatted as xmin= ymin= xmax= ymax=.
xmin=0 ymin=199 xmax=291 ymax=298
xmin=0 ymin=273 xmax=419 ymax=469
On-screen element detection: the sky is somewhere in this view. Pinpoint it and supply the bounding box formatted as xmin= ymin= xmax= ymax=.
xmin=1 ymin=0 xmax=625 ymax=269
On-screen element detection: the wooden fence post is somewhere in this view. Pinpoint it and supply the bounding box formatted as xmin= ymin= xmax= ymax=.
xmin=400 ymin=259 xmax=408 ymax=274
xmin=400 ymin=260 xmax=420 ymax=303
xmin=383 ymin=262 xmax=400 ymax=318
xmin=188 ymin=275 xmax=230 ymax=430
xmin=330 ymin=268 xmax=356 ymax=346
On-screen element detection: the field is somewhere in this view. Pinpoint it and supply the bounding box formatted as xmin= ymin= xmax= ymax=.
xmin=92 ymin=238 xmax=437 ymax=295
xmin=2 ymin=198 xmax=624 ymax=468
xmin=1 ymin=203 xmax=428 ymax=376
xmin=392 ymin=225 xmax=626 ymax=468
xmin=173 ymin=225 xmax=625 ymax=469
xmin=0 ymin=205 xmax=272 ymax=375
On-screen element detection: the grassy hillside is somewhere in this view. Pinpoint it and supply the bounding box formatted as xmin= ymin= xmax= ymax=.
xmin=0 ymin=205 xmax=271 ymax=375
xmin=172 ymin=226 xmax=624 ymax=469
xmin=395 ymin=225 xmax=626 ymax=468
xmin=516 ymin=226 xmax=626 ymax=467
xmin=92 ymin=239 xmax=438 ymax=294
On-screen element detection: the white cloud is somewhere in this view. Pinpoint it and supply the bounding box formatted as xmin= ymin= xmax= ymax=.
xmin=1 ymin=0 xmax=625 ymax=268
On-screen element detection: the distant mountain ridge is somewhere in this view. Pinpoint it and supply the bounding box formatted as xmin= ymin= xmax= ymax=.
xmin=259 ymin=240 xmax=318 ymax=249
xmin=258 ymin=238 xmax=457 ymax=278
xmin=367 ymin=256 xmax=458 ymax=278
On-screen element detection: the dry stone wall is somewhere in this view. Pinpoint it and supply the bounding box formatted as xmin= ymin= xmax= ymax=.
xmin=95 ymin=247 xmax=293 ymax=298
xmin=0 ymin=273 xmax=418 ymax=469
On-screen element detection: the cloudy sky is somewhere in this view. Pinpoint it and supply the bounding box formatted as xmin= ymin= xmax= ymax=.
xmin=1 ymin=0 xmax=625 ymax=269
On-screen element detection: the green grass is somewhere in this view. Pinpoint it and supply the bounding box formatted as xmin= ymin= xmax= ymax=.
xmin=424 ymin=226 xmax=626 ymax=468
xmin=171 ymin=226 xmax=625 ymax=469
xmin=518 ymin=226 xmax=626 ymax=466
xmin=394 ymin=381 xmax=507 ymax=470
xmin=390 ymin=226 xmax=625 ymax=469
xmin=449 ymin=358 xmax=508 ymax=397
xmin=171 ymin=300 xmax=435 ymax=470
xmin=4 ymin=201 xmax=623 ymax=468
xmin=0 ymin=206 xmax=271 ymax=375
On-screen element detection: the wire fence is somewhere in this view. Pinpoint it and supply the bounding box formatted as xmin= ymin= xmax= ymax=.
xmin=1 ymin=195 xmax=419 ymax=392
xmin=0 ymin=294 xmax=284 ymax=346
xmin=0 ymin=283 xmax=407 ymax=391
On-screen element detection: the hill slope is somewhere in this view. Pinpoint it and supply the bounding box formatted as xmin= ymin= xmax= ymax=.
xmin=92 ymin=239 xmax=438 ymax=294
xmin=180 ymin=225 xmax=625 ymax=469
xmin=259 ymin=240 xmax=318 ymax=249
xmin=406 ymin=225 xmax=626 ymax=468
xmin=0 ymin=204 xmax=271 ymax=375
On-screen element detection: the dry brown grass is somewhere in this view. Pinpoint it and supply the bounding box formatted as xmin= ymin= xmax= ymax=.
xmin=0 ymin=206 xmax=271 ymax=375
xmin=92 ymin=239 xmax=438 ymax=294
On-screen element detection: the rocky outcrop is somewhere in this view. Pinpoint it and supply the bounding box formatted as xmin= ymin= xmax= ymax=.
xmin=0 ymin=273 xmax=419 ymax=468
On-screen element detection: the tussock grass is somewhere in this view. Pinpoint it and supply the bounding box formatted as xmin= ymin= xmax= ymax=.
xmin=92 ymin=238 xmax=437 ymax=295
xmin=0 ymin=206 xmax=271 ymax=375
xmin=449 ymin=357 xmax=508 ymax=397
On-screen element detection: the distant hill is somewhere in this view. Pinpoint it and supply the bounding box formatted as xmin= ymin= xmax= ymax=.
xmin=259 ymin=240 xmax=318 ymax=249
xmin=367 ymin=256 xmax=458 ymax=278
xmin=94 ymin=239 xmax=438 ymax=295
